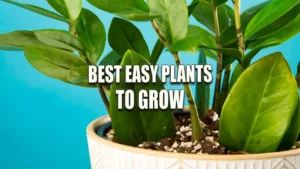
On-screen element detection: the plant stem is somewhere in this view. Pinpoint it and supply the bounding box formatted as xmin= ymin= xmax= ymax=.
xmin=150 ymin=20 xmax=204 ymax=141
xmin=233 ymin=0 xmax=245 ymax=57
xmin=69 ymin=22 xmax=110 ymax=114
xmin=212 ymin=4 xmax=223 ymax=114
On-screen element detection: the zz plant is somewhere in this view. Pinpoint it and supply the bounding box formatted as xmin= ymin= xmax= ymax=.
xmin=0 ymin=0 xmax=299 ymax=153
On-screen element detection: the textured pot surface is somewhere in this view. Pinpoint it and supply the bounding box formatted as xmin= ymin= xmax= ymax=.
xmin=87 ymin=116 xmax=300 ymax=169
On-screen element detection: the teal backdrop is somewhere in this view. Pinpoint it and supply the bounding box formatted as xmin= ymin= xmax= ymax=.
xmin=0 ymin=0 xmax=299 ymax=169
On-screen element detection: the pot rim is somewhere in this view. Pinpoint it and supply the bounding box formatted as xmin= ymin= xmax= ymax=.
xmin=87 ymin=115 xmax=300 ymax=161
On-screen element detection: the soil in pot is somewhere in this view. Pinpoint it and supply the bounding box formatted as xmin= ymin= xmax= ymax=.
xmin=100 ymin=111 xmax=300 ymax=155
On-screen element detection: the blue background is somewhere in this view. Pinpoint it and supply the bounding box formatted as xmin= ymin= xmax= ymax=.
xmin=0 ymin=0 xmax=299 ymax=168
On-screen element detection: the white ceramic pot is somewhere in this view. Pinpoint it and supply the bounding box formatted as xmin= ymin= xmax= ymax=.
xmin=87 ymin=116 xmax=300 ymax=169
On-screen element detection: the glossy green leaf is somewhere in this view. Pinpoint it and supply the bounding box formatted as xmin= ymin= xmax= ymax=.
xmin=150 ymin=39 xmax=165 ymax=64
xmin=67 ymin=65 xmax=96 ymax=87
xmin=148 ymin=0 xmax=188 ymax=45
xmin=168 ymin=25 xmax=216 ymax=54
xmin=2 ymin=0 xmax=69 ymax=23
xmin=224 ymin=5 xmax=235 ymax=22
xmin=228 ymin=64 xmax=242 ymax=92
xmin=250 ymin=14 xmax=300 ymax=48
xmin=87 ymin=0 xmax=149 ymax=14
xmin=34 ymin=30 xmax=84 ymax=53
xmin=109 ymin=17 xmax=150 ymax=60
xmin=220 ymin=52 xmax=299 ymax=153
xmin=116 ymin=11 xmax=162 ymax=21
xmin=76 ymin=8 xmax=106 ymax=64
xmin=241 ymin=1 xmax=270 ymax=32
xmin=279 ymin=96 xmax=300 ymax=150
xmin=196 ymin=50 xmax=210 ymax=117
xmin=110 ymin=50 xmax=176 ymax=146
xmin=99 ymin=51 xmax=122 ymax=66
xmin=192 ymin=2 xmax=230 ymax=33
xmin=47 ymin=0 xmax=82 ymax=21
xmin=23 ymin=46 xmax=86 ymax=84
xmin=245 ymin=0 xmax=299 ymax=39
xmin=0 ymin=31 xmax=45 ymax=50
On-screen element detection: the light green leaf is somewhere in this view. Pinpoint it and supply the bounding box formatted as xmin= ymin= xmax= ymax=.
xmin=279 ymin=96 xmax=300 ymax=150
xmin=168 ymin=25 xmax=216 ymax=54
xmin=147 ymin=0 xmax=201 ymax=64
xmin=220 ymin=52 xmax=299 ymax=153
xmin=99 ymin=51 xmax=122 ymax=66
xmin=110 ymin=50 xmax=176 ymax=146
xmin=76 ymin=8 xmax=106 ymax=64
xmin=192 ymin=2 xmax=230 ymax=33
xmin=0 ymin=31 xmax=46 ymax=51
xmin=116 ymin=11 xmax=162 ymax=21
xmin=2 ymin=0 xmax=69 ymax=23
xmin=34 ymin=30 xmax=84 ymax=53
xmin=148 ymin=0 xmax=188 ymax=45
xmin=245 ymin=0 xmax=299 ymax=39
xmin=87 ymin=0 xmax=149 ymax=14
xmin=195 ymin=50 xmax=210 ymax=117
xmin=47 ymin=0 xmax=82 ymax=21
xmin=23 ymin=46 xmax=86 ymax=84
xmin=108 ymin=17 xmax=150 ymax=59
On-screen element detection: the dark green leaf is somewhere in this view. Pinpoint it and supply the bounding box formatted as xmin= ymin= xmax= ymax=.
xmin=250 ymin=3 xmax=300 ymax=40
xmin=99 ymin=51 xmax=122 ymax=66
xmin=214 ymin=0 xmax=228 ymax=6
xmin=245 ymin=0 xmax=299 ymax=39
xmin=228 ymin=64 xmax=242 ymax=91
xmin=0 ymin=31 xmax=46 ymax=50
xmin=150 ymin=39 xmax=165 ymax=64
xmin=67 ymin=65 xmax=96 ymax=87
xmin=148 ymin=0 xmax=188 ymax=45
xmin=168 ymin=25 xmax=216 ymax=54
xmin=110 ymin=50 xmax=176 ymax=146
xmin=220 ymin=52 xmax=299 ymax=153
xmin=279 ymin=96 xmax=300 ymax=150
xmin=220 ymin=26 xmax=237 ymax=47
xmin=24 ymin=46 xmax=86 ymax=84
xmin=244 ymin=38 xmax=281 ymax=67
xmin=2 ymin=0 xmax=69 ymax=23
xmin=192 ymin=2 xmax=230 ymax=33
xmin=224 ymin=5 xmax=235 ymax=23
xmin=47 ymin=0 xmax=82 ymax=21
xmin=109 ymin=17 xmax=150 ymax=60
xmin=34 ymin=30 xmax=84 ymax=53
xmin=198 ymin=45 xmax=242 ymax=62
xmin=76 ymin=8 xmax=106 ymax=64
xmin=195 ymin=50 xmax=210 ymax=117
xmin=87 ymin=0 xmax=149 ymax=14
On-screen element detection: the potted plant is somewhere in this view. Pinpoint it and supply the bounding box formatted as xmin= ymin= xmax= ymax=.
xmin=1 ymin=0 xmax=299 ymax=168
